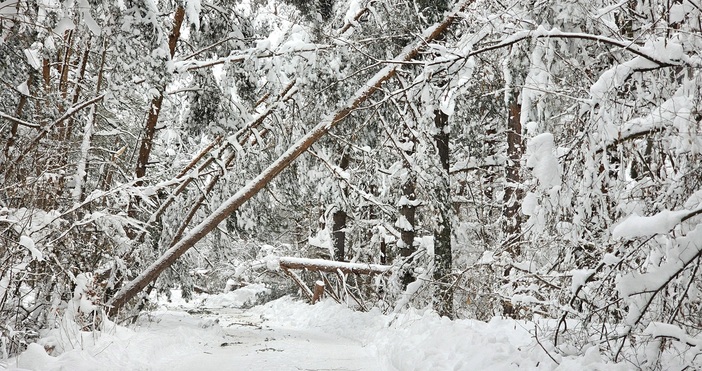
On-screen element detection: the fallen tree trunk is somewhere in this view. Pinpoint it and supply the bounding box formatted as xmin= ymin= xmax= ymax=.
xmin=279 ymin=257 xmax=391 ymax=276
xmin=106 ymin=1 xmax=471 ymax=315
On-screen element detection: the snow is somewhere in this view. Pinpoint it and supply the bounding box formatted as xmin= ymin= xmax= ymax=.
xmin=15 ymin=81 xmax=29 ymax=96
xmin=589 ymin=38 xmax=684 ymax=105
xmin=276 ymin=257 xmax=392 ymax=274
xmin=3 ymin=288 xmax=656 ymax=371
xmin=522 ymin=192 xmax=538 ymax=216
xmin=669 ymin=3 xmax=696 ymax=24
xmin=612 ymin=209 xmax=690 ymax=239
xmin=72 ymin=106 xmax=95 ymax=202
xmin=0 ymin=0 xmax=19 ymax=17
xmin=343 ymin=0 xmax=362 ymax=31
xmin=12 ymin=344 xmax=54 ymax=370
xmin=395 ymin=215 xmax=414 ymax=231
xmin=77 ymin=0 xmax=100 ymax=35
xmin=185 ymin=0 xmax=201 ymax=30
xmin=19 ymin=236 xmax=42 ymax=261
xmin=450 ymin=155 xmax=505 ymax=173
xmin=602 ymin=253 xmax=621 ymax=266
xmin=308 ymin=228 xmax=331 ymax=250
xmin=202 ymin=284 xmax=269 ymax=308
xmin=616 ymin=225 xmax=702 ymax=325
xmin=477 ymin=250 xmax=495 ymax=264
xmin=570 ymin=269 xmax=595 ymax=294
xmin=54 ymin=17 xmax=75 ymax=34
xmin=593 ymin=1 xmax=628 ymax=18
xmin=526 ymin=133 xmax=560 ymax=189
xmin=643 ymin=322 xmax=696 ymax=345
xmin=23 ymin=47 xmax=41 ymax=70
xmin=684 ymin=189 xmax=702 ymax=210
xmin=397 ymin=195 xmax=421 ymax=207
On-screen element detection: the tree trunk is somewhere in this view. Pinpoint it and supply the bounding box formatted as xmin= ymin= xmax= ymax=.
xmin=503 ymin=94 xmax=523 ymax=257
xmin=399 ymin=171 xmax=417 ymax=287
xmin=332 ymin=209 xmax=347 ymax=261
xmin=73 ymin=38 xmax=107 ymax=203
xmin=3 ymin=74 xmax=32 ymax=163
xmin=501 ymin=90 xmax=523 ymax=319
xmin=134 ymin=6 xmax=185 ymax=186
xmin=432 ymin=109 xmax=453 ymax=318
xmin=105 ymin=1 xmax=471 ymax=315
xmin=332 ymin=152 xmax=350 ymax=262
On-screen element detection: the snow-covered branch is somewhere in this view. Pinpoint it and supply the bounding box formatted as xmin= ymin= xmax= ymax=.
xmin=278 ymin=257 xmax=391 ymax=276
xmin=612 ymin=205 xmax=702 ymax=240
xmin=456 ymin=26 xmax=692 ymax=68
xmin=0 ymin=111 xmax=40 ymax=129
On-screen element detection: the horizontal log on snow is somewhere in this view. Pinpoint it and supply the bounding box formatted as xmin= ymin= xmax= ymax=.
xmin=278 ymin=257 xmax=391 ymax=275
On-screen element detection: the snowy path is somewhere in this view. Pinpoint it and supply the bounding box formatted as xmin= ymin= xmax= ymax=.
xmin=5 ymin=304 xmax=382 ymax=371
xmin=168 ymin=308 xmax=382 ymax=371
xmin=5 ymin=291 xmax=628 ymax=370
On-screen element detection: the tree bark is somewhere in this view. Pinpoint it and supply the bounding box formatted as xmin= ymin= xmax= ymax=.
xmin=399 ymin=173 xmax=416 ymax=287
xmin=432 ymin=109 xmax=453 ymax=318
xmin=134 ymin=6 xmax=185 ymax=186
xmin=503 ymin=95 xmax=522 ymax=256
xmin=106 ymin=1 xmax=472 ymax=315
xmin=501 ymin=90 xmax=523 ymax=319
xmin=3 ymin=74 xmax=32 ymax=163
xmin=332 ymin=152 xmax=350 ymax=262
xmin=332 ymin=209 xmax=347 ymax=261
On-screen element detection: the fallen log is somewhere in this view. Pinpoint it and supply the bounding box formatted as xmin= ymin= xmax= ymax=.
xmin=278 ymin=257 xmax=391 ymax=276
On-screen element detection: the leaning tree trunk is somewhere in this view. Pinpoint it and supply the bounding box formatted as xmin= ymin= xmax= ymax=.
xmin=106 ymin=1 xmax=473 ymax=315
xmin=134 ymin=6 xmax=185 ymax=186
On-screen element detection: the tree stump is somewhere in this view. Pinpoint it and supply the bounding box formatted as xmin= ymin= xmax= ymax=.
xmin=312 ymin=280 xmax=325 ymax=304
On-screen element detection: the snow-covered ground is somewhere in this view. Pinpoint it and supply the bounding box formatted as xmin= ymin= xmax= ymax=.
xmin=2 ymin=287 xmax=628 ymax=371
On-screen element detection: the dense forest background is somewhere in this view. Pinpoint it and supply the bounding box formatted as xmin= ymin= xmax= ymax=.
xmin=1 ymin=0 xmax=701 ymax=367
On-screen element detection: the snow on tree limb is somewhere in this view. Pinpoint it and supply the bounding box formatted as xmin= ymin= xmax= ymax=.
xmin=616 ymin=225 xmax=702 ymax=326
xmin=612 ymin=206 xmax=702 ymax=239
xmin=278 ymin=257 xmax=391 ymax=275
xmin=105 ymin=0 xmax=474 ymax=315
xmin=0 ymin=111 xmax=40 ymax=129
xmin=460 ymin=27 xmax=691 ymax=68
